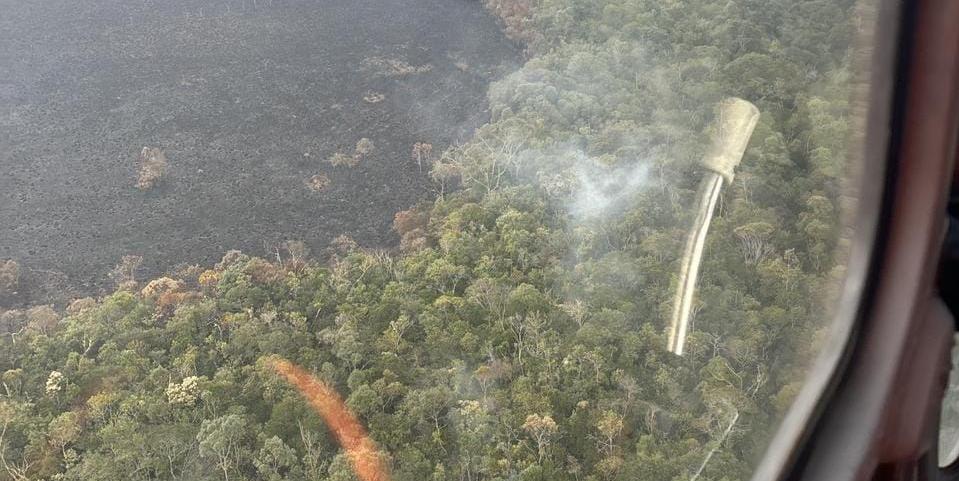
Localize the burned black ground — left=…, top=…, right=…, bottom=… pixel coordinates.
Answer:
left=0, top=0, right=521, bottom=303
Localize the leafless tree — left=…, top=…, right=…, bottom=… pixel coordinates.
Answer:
left=136, top=147, right=168, bottom=190
left=0, top=405, right=34, bottom=481
left=734, top=222, right=776, bottom=264
left=411, top=142, right=433, bottom=172
left=109, top=255, right=143, bottom=288
left=0, top=260, right=19, bottom=297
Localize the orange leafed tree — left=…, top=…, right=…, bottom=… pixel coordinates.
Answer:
left=269, top=358, right=390, bottom=481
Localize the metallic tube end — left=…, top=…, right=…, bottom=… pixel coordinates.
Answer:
left=701, top=97, right=760, bottom=184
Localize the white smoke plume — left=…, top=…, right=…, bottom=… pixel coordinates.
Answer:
left=568, top=153, right=650, bottom=220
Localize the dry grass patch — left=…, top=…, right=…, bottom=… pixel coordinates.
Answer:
left=306, top=173, right=332, bottom=192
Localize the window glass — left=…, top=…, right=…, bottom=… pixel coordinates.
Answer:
left=940, top=335, right=959, bottom=467
left=0, top=1, right=876, bottom=480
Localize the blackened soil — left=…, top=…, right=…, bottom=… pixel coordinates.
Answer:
left=0, top=0, right=521, bottom=302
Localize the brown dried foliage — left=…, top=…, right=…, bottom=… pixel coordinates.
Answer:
left=246, top=258, right=286, bottom=284
left=484, top=0, right=538, bottom=44
left=393, top=209, right=430, bottom=252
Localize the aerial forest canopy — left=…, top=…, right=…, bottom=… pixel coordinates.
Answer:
left=0, top=0, right=863, bottom=480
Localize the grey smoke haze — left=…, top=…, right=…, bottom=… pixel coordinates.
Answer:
left=568, top=153, right=651, bottom=220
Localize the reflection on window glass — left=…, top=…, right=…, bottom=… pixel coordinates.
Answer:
left=940, top=335, right=959, bottom=467
left=1, top=0, right=874, bottom=480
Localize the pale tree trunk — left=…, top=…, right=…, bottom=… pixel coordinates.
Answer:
left=690, top=410, right=740, bottom=481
